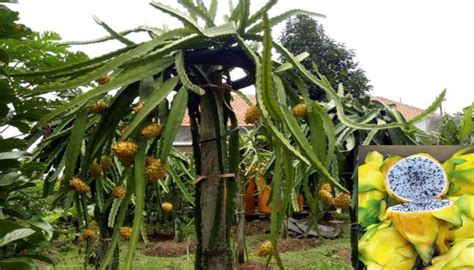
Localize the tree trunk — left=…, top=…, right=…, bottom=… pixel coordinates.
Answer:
left=197, top=91, right=230, bottom=269
left=94, top=207, right=119, bottom=270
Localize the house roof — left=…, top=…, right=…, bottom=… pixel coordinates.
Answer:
left=181, top=95, right=256, bottom=126
left=371, top=96, right=424, bottom=121
left=181, top=95, right=424, bottom=126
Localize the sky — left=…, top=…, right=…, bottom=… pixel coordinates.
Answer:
left=9, top=0, right=474, bottom=114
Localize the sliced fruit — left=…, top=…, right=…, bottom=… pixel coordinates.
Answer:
left=385, top=154, right=448, bottom=202
left=380, top=155, right=401, bottom=176
left=385, top=199, right=462, bottom=264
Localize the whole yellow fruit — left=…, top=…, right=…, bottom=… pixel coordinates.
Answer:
left=161, top=202, right=173, bottom=213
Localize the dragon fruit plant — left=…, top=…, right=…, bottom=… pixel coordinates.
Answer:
left=358, top=147, right=474, bottom=269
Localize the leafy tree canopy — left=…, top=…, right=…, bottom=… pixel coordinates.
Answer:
left=0, top=4, right=87, bottom=269
left=1, top=29, right=88, bottom=134
left=280, top=15, right=372, bottom=100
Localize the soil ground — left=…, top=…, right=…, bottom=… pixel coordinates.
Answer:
left=144, top=240, right=196, bottom=257
left=41, top=216, right=353, bottom=270
left=140, top=218, right=351, bottom=267
left=235, top=262, right=276, bottom=269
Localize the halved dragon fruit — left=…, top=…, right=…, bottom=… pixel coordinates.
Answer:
left=385, top=200, right=462, bottom=265
left=384, top=154, right=462, bottom=265
left=385, top=154, right=449, bottom=202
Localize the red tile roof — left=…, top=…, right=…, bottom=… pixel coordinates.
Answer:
left=181, top=95, right=425, bottom=125
left=181, top=95, right=256, bottom=126
left=371, top=96, right=425, bottom=121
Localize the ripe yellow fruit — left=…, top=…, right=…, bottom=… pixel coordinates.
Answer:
left=320, top=183, right=332, bottom=193
left=145, top=158, right=167, bottom=183
left=69, top=177, right=90, bottom=194
left=244, top=105, right=260, bottom=125
left=334, top=193, right=351, bottom=209
left=112, top=186, right=126, bottom=200
left=100, top=156, right=113, bottom=170
left=82, top=229, right=97, bottom=241
left=96, top=75, right=111, bottom=85
left=161, top=202, right=173, bottom=213
left=141, top=123, right=161, bottom=139
left=145, top=156, right=156, bottom=166
left=256, top=240, right=274, bottom=257
left=359, top=221, right=417, bottom=270
left=385, top=201, right=462, bottom=264
left=132, top=101, right=144, bottom=113
left=292, top=103, right=307, bottom=119
left=119, top=226, right=132, bottom=240
left=112, top=141, right=138, bottom=167
left=89, top=161, right=102, bottom=178
left=89, top=100, right=108, bottom=115
left=318, top=189, right=334, bottom=205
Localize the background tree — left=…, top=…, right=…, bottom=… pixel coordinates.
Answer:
left=0, top=3, right=87, bottom=269
left=1, top=30, right=87, bottom=135
left=280, top=15, right=372, bottom=100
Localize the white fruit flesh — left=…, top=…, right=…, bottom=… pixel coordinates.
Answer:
left=386, top=155, right=447, bottom=201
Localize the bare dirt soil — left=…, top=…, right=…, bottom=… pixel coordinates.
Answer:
left=234, top=262, right=276, bottom=270
left=245, top=219, right=271, bottom=236
left=334, top=248, right=351, bottom=265
left=144, top=240, right=196, bottom=257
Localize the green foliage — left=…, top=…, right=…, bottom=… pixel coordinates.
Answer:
left=120, top=76, right=178, bottom=140
left=0, top=30, right=88, bottom=134
left=280, top=15, right=371, bottom=100
left=157, top=87, right=188, bottom=159
left=2, top=32, right=86, bottom=75
left=0, top=5, right=30, bottom=41
left=10, top=1, right=448, bottom=269
left=438, top=103, right=474, bottom=145
left=124, top=138, right=146, bottom=270
left=177, top=0, right=215, bottom=27
left=0, top=5, right=88, bottom=269
left=93, top=16, right=134, bottom=46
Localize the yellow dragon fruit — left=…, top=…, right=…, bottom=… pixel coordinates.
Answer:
left=443, top=146, right=474, bottom=196
left=447, top=195, right=474, bottom=240
left=358, top=151, right=387, bottom=228
left=425, top=238, right=474, bottom=270
left=380, top=155, right=402, bottom=177
left=385, top=200, right=462, bottom=265
left=359, top=220, right=417, bottom=270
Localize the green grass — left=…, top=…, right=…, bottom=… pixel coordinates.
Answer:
left=43, top=222, right=352, bottom=270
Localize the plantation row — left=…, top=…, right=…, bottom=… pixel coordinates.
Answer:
left=1, top=1, right=472, bottom=270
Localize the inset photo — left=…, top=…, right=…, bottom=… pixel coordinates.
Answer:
left=357, top=145, right=474, bottom=270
